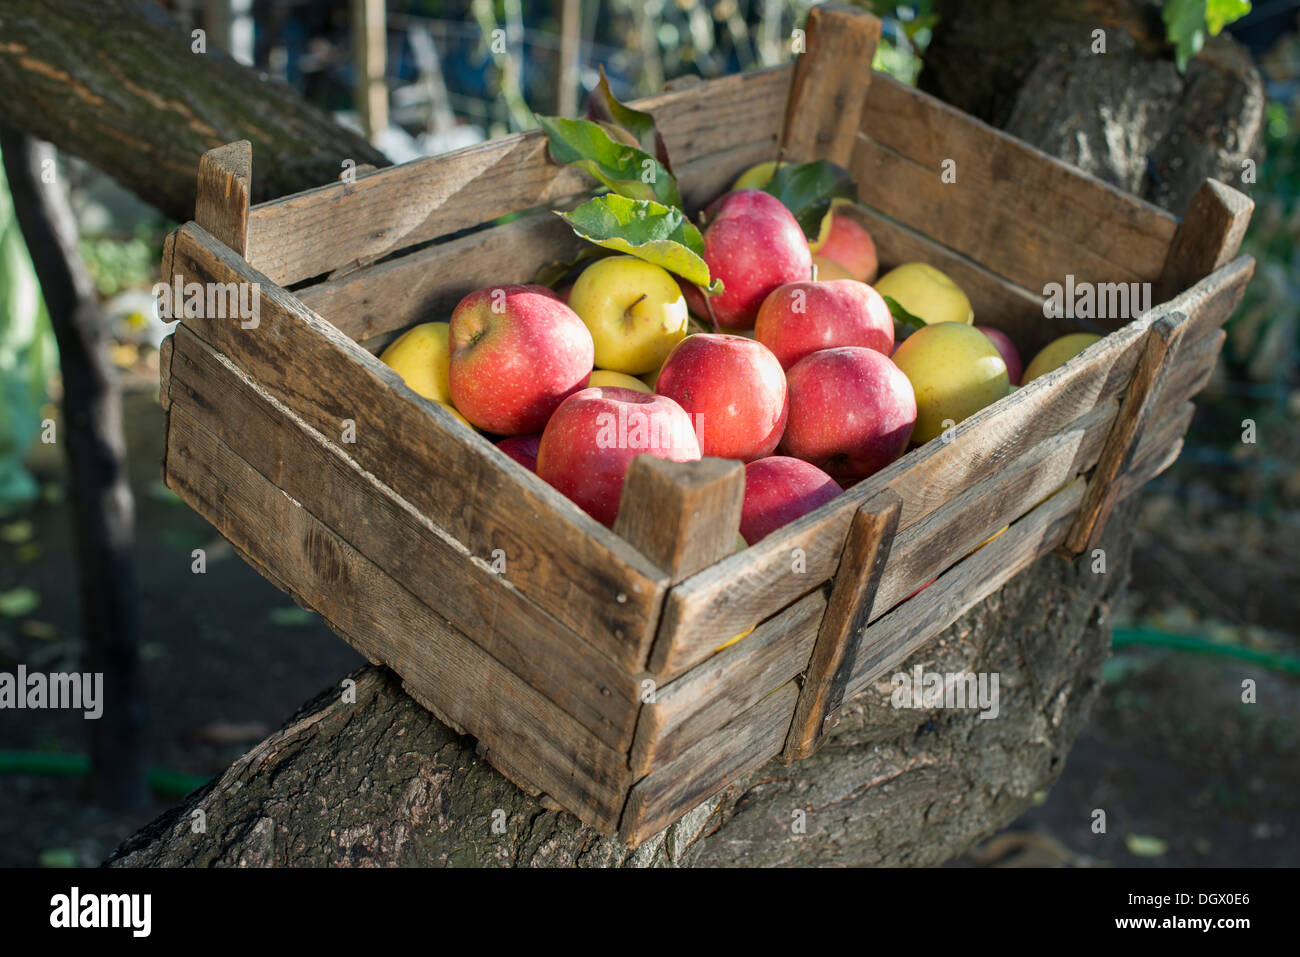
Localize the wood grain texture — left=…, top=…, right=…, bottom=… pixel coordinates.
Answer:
left=169, top=222, right=668, bottom=671
left=651, top=256, right=1254, bottom=678
left=854, top=74, right=1178, bottom=293
left=157, top=333, right=174, bottom=413
left=784, top=490, right=901, bottom=760
left=1060, top=314, right=1184, bottom=557
left=781, top=4, right=882, bottom=165
left=614, top=457, right=745, bottom=584
left=167, top=325, right=643, bottom=751
left=1156, top=179, right=1254, bottom=302
left=629, top=588, right=826, bottom=779
left=164, top=405, right=630, bottom=832
left=244, top=66, right=793, bottom=286
left=195, top=141, right=251, bottom=257
left=620, top=680, right=800, bottom=845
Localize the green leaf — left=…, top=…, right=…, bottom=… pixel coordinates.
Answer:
left=586, top=65, right=673, bottom=172
left=558, top=195, right=720, bottom=293
left=1205, top=0, right=1251, bottom=34
left=760, top=160, right=857, bottom=240
left=1125, top=834, right=1169, bottom=858
left=0, top=586, right=39, bottom=618
left=883, top=295, right=926, bottom=341
left=1164, top=0, right=1208, bottom=73
left=536, top=116, right=680, bottom=208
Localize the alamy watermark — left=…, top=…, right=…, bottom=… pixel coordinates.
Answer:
left=154, top=275, right=261, bottom=329
left=891, top=667, right=1000, bottom=719
left=1043, top=276, right=1151, bottom=321
left=0, top=666, right=102, bottom=719
left=595, top=407, right=705, bottom=450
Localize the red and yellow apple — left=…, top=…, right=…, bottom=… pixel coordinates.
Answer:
left=891, top=321, right=1009, bottom=444
left=740, top=456, right=841, bottom=544
left=754, top=279, right=893, bottom=370
left=811, top=212, right=878, bottom=283
left=655, top=333, right=788, bottom=462
left=976, top=325, right=1023, bottom=386
left=448, top=284, right=594, bottom=435
left=537, top=387, right=701, bottom=526
left=700, top=190, right=812, bottom=329
left=496, top=433, right=541, bottom=472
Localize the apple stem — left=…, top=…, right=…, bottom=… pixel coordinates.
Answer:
left=626, top=293, right=647, bottom=313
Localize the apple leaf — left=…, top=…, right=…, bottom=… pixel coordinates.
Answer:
left=1205, top=0, right=1251, bottom=35
left=558, top=194, right=721, bottom=293
left=1163, top=0, right=1207, bottom=73
left=760, top=160, right=857, bottom=240
left=586, top=65, right=673, bottom=172
left=536, top=115, right=681, bottom=208
left=883, top=295, right=926, bottom=341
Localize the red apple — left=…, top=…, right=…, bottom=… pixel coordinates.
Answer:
left=976, top=325, right=1023, bottom=386
left=537, top=387, right=701, bottom=526
left=754, top=279, right=893, bottom=370
left=448, top=284, right=593, bottom=435
left=701, top=190, right=812, bottom=329
left=496, top=433, right=541, bottom=472
left=740, top=456, right=841, bottom=544
left=655, top=333, right=787, bottom=461
left=813, top=213, right=878, bottom=283
left=780, top=346, right=916, bottom=483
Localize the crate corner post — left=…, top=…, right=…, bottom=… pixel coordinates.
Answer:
left=195, top=139, right=253, bottom=258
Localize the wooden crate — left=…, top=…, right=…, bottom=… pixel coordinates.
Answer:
left=158, top=6, right=1254, bottom=845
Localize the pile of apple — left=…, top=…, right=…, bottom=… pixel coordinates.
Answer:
left=381, top=170, right=1099, bottom=546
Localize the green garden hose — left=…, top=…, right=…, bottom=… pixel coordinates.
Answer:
left=1111, top=627, right=1300, bottom=676
left=0, top=751, right=209, bottom=797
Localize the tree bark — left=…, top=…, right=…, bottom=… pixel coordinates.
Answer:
left=919, top=0, right=1266, bottom=216
left=0, top=0, right=389, bottom=223
left=109, top=499, right=1138, bottom=866
left=1, top=129, right=146, bottom=811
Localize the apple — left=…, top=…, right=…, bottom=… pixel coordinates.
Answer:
left=568, top=255, right=690, bottom=374
left=496, top=433, right=541, bottom=472
left=810, top=212, right=878, bottom=283
left=976, top=325, right=1023, bottom=386
left=1021, top=333, right=1102, bottom=384
left=537, top=387, right=701, bottom=526
left=448, top=284, right=593, bottom=435
left=873, top=262, right=973, bottom=325
left=589, top=369, right=652, bottom=393
left=655, top=333, right=787, bottom=461
left=812, top=255, right=855, bottom=281
left=780, top=346, right=916, bottom=483
left=379, top=322, right=452, bottom=403
left=730, top=160, right=779, bottom=190
left=740, top=456, right=842, bottom=544
left=891, top=322, right=1009, bottom=445
left=754, top=279, right=893, bottom=370
left=701, top=190, right=812, bottom=329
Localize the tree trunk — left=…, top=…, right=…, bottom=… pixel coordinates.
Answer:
left=0, top=0, right=389, bottom=223
left=1, top=130, right=146, bottom=811
left=109, top=499, right=1138, bottom=866
left=919, top=0, right=1266, bottom=216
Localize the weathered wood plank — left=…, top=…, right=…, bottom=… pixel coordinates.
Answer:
left=854, top=74, right=1178, bottom=293
left=614, top=457, right=746, bottom=584
left=1060, top=314, right=1184, bottom=556
left=784, top=490, right=900, bottom=760
left=1156, top=179, right=1254, bottom=302
left=781, top=4, right=881, bottom=166
left=157, top=332, right=174, bottom=413
left=245, top=66, right=793, bottom=286
left=170, top=222, right=668, bottom=671
left=164, top=405, right=629, bottom=832
left=195, top=141, right=251, bottom=257
left=167, top=324, right=643, bottom=751
left=630, top=588, right=826, bottom=779
left=651, top=256, right=1254, bottom=678
left=620, top=680, right=799, bottom=845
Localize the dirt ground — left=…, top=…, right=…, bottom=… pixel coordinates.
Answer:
left=0, top=370, right=1295, bottom=868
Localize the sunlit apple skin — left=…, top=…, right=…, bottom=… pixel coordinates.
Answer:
left=568, top=256, right=689, bottom=374
left=812, top=255, right=855, bottom=281
left=496, top=433, right=541, bottom=472
left=701, top=190, right=812, bottom=329
left=379, top=321, right=452, bottom=403
left=892, top=322, right=1009, bottom=444
left=655, top=333, right=788, bottom=462
left=754, top=279, right=894, bottom=371
left=780, top=346, right=916, bottom=483
left=811, top=213, right=878, bottom=283
left=448, top=284, right=593, bottom=435
left=537, top=387, right=701, bottom=526
left=1021, top=333, right=1102, bottom=384
left=588, top=369, right=652, bottom=393
left=740, top=456, right=841, bottom=544
left=976, top=325, right=1023, bottom=386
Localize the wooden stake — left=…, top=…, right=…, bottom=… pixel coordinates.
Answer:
left=195, top=140, right=251, bottom=258
left=1156, top=179, right=1254, bottom=303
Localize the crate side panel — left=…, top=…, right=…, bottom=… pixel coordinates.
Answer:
left=170, top=223, right=668, bottom=671
left=168, top=325, right=643, bottom=751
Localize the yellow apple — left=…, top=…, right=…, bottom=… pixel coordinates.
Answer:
left=588, top=369, right=652, bottom=393
left=874, top=263, right=973, bottom=325
left=436, top=402, right=472, bottom=428
left=891, top=322, right=1010, bottom=444
left=379, top=322, right=451, bottom=402
left=1021, top=333, right=1102, bottom=384
left=731, top=160, right=779, bottom=190
left=812, top=255, right=856, bottom=281
left=568, top=256, right=690, bottom=375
